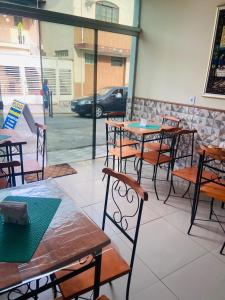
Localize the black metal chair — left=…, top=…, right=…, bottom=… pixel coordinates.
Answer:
left=163, top=129, right=206, bottom=204
left=54, top=167, right=148, bottom=300
left=14, top=123, right=46, bottom=182
left=136, top=127, right=179, bottom=200
left=21, top=123, right=77, bottom=183
left=187, top=145, right=225, bottom=254
left=105, top=120, right=140, bottom=173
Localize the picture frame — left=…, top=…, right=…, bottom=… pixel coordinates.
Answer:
left=204, top=5, right=225, bottom=98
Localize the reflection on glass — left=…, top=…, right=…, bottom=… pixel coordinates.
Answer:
left=40, top=22, right=95, bottom=163
left=0, top=14, right=41, bottom=108
left=96, top=31, right=132, bottom=155
left=42, top=0, right=136, bottom=27
left=0, top=13, right=44, bottom=158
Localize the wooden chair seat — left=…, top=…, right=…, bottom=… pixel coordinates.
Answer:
left=136, top=151, right=172, bottom=165
left=172, top=166, right=217, bottom=184
left=109, top=146, right=140, bottom=159
left=0, top=177, right=8, bottom=189
left=145, top=142, right=170, bottom=152
left=200, top=181, right=225, bottom=202
left=55, top=245, right=130, bottom=300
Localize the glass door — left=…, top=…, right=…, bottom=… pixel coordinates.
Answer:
left=96, top=31, right=133, bottom=157
left=40, top=22, right=95, bottom=164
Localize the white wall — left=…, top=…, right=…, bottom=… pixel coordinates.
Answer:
left=135, top=0, right=225, bottom=110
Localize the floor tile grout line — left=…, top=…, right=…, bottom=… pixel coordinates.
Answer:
left=162, top=211, right=225, bottom=254
left=160, top=251, right=213, bottom=281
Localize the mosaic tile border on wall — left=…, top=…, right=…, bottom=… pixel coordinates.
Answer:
left=127, top=97, right=225, bottom=166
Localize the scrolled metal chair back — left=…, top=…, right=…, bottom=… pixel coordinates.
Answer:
left=102, top=168, right=148, bottom=268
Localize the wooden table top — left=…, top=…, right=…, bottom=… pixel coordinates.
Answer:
left=0, top=129, right=27, bottom=146
left=0, top=180, right=110, bottom=293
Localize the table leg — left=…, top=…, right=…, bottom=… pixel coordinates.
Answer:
left=93, top=251, right=102, bottom=299
left=137, top=135, right=145, bottom=184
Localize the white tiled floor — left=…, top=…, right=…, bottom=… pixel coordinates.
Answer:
left=2, top=158, right=225, bottom=300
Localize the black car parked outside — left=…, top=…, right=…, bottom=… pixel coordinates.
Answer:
left=71, top=86, right=127, bottom=118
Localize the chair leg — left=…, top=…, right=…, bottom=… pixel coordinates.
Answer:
left=152, top=166, right=156, bottom=181
left=164, top=174, right=173, bottom=204
left=123, top=159, right=127, bottom=174
left=50, top=274, right=57, bottom=299
left=222, top=202, right=225, bottom=209
left=166, top=162, right=170, bottom=181
left=188, top=196, right=199, bottom=235
left=182, top=182, right=191, bottom=198
left=220, top=242, right=225, bottom=255
left=153, top=165, right=159, bottom=200
left=126, top=273, right=132, bottom=300
left=209, top=198, right=214, bottom=220
left=112, top=155, right=115, bottom=171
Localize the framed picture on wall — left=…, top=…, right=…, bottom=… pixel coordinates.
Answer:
left=204, top=6, right=225, bottom=98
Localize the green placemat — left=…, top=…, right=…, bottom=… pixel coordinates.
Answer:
left=128, top=122, right=160, bottom=130
left=0, top=196, right=61, bottom=263
left=0, top=134, right=10, bottom=141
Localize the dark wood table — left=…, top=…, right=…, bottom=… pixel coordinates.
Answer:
left=0, top=179, right=110, bottom=299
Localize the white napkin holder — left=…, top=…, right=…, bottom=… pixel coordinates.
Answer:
left=0, top=201, right=29, bottom=225
left=140, top=118, right=147, bottom=127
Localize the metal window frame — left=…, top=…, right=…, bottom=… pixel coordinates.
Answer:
left=0, top=0, right=141, bottom=160
left=0, top=2, right=140, bottom=36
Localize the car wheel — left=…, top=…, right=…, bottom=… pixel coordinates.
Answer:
left=96, top=105, right=103, bottom=118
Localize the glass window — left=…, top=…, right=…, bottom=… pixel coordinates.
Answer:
left=55, top=50, right=69, bottom=57
left=96, top=1, right=119, bottom=23
left=85, top=53, right=94, bottom=64
left=111, top=57, right=124, bottom=66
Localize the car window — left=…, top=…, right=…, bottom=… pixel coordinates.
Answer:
left=112, top=89, right=123, bottom=96
left=97, top=87, right=112, bottom=96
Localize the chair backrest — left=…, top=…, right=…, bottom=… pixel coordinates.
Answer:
left=102, top=168, right=148, bottom=270
left=194, top=145, right=225, bottom=202
left=35, top=123, right=47, bottom=171
left=161, top=115, right=181, bottom=127
left=155, top=127, right=181, bottom=163
left=0, top=160, right=20, bottom=187
left=174, top=129, right=197, bottom=167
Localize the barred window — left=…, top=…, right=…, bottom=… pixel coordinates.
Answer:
left=55, top=50, right=69, bottom=57
left=59, top=69, right=72, bottom=95
left=0, top=66, right=22, bottom=95
left=25, top=67, right=42, bottom=95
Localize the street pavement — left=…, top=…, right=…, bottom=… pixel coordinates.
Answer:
left=46, top=113, right=106, bottom=164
